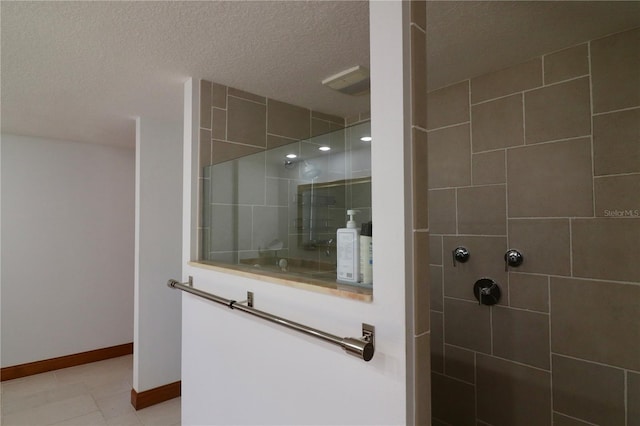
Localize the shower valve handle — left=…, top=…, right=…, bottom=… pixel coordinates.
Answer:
left=452, top=247, right=470, bottom=266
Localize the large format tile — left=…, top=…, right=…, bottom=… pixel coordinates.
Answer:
left=211, top=82, right=226, bottom=108
left=471, top=94, right=523, bottom=152
left=472, top=150, right=505, bottom=185
left=2, top=394, right=98, bottom=426
left=492, top=306, right=550, bottom=369
left=552, top=355, right=625, bottom=426
left=427, top=81, right=469, bottom=130
left=591, top=27, right=640, bottom=113
left=427, top=123, right=471, bottom=189
left=593, top=108, right=640, bottom=175
left=444, top=344, right=475, bottom=383
left=594, top=174, right=640, bottom=217
left=430, top=265, right=443, bottom=312
left=572, top=218, right=640, bottom=283
left=471, top=58, right=542, bottom=104
left=457, top=185, right=506, bottom=235
left=135, top=397, right=181, bottom=426
left=411, top=25, right=427, bottom=129
left=476, top=354, right=551, bottom=426
left=507, top=137, right=593, bottom=218
left=429, top=235, right=443, bottom=265
left=414, top=333, right=431, bottom=426
left=543, top=44, right=589, bottom=84
left=524, top=77, right=591, bottom=144
left=414, top=231, right=430, bottom=334
left=553, top=412, right=593, bottom=426
left=428, top=189, right=456, bottom=234
left=508, top=219, right=570, bottom=276
left=199, top=80, right=211, bottom=129
left=267, top=99, right=310, bottom=141
left=551, top=277, right=640, bottom=371
left=629, top=371, right=640, bottom=426
left=226, top=96, right=266, bottom=147
left=444, top=298, right=491, bottom=353
left=508, top=272, right=549, bottom=312
left=431, top=373, right=476, bottom=426
left=431, top=311, right=444, bottom=373
left=413, top=128, right=429, bottom=229
left=211, top=140, right=262, bottom=165
left=443, top=236, right=508, bottom=302
left=52, top=411, right=106, bottom=426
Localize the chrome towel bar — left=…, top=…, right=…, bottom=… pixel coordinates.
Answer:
left=167, top=277, right=375, bottom=362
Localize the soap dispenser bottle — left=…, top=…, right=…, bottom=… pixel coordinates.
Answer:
left=336, top=210, right=360, bottom=284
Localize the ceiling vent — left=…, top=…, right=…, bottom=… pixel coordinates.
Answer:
left=322, top=65, right=370, bottom=96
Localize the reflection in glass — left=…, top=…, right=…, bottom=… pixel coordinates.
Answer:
left=200, top=121, right=371, bottom=286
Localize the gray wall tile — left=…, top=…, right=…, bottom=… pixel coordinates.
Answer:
left=572, top=218, right=640, bottom=283
left=471, top=58, right=542, bottom=104
left=544, top=44, right=589, bottom=84
left=428, top=124, right=471, bottom=188
left=524, top=77, right=591, bottom=144
left=472, top=94, right=524, bottom=152
left=593, top=108, right=640, bottom=175
left=552, top=355, right=625, bottom=426
left=591, top=28, right=640, bottom=113
left=476, top=354, right=551, bottom=426
left=507, top=138, right=593, bottom=218
left=492, top=306, right=550, bottom=369
left=551, top=277, right=640, bottom=370
left=427, top=81, right=469, bottom=130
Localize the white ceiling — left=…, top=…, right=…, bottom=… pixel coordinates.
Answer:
left=2, top=1, right=639, bottom=148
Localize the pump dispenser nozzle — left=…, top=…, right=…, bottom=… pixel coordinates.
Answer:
left=346, top=209, right=359, bottom=229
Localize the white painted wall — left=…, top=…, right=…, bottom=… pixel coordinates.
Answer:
left=133, top=117, right=183, bottom=392
left=180, top=3, right=412, bottom=424
left=1, top=134, right=135, bottom=367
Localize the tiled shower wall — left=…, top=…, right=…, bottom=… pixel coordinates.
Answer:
left=198, top=80, right=345, bottom=259
left=427, top=28, right=639, bottom=425
left=410, top=1, right=431, bottom=424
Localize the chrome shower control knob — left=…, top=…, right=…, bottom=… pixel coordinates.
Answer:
left=452, top=246, right=470, bottom=266
left=473, top=278, right=501, bottom=306
left=504, top=249, right=524, bottom=270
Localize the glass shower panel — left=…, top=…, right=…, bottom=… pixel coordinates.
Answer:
left=200, top=121, right=372, bottom=287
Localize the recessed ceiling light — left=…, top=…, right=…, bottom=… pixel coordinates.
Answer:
left=319, top=146, right=331, bottom=152
left=285, top=153, right=297, bottom=159
left=360, top=136, right=372, bottom=142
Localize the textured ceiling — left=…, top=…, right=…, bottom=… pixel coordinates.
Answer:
left=1, top=1, right=639, bottom=148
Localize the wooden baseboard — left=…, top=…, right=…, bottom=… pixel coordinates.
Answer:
left=1, top=342, right=134, bottom=381
left=131, top=381, right=181, bottom=410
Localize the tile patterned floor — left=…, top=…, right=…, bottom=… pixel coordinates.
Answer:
left=0, top=355, right=180, bottom=426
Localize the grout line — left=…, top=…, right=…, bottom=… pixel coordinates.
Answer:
left=432, top=182, right=507, bottom=191
left=594, top=172, right=640, bottom=179
left=469, top=74, right=590, bottom=108
left=474, top=351, right=479, bottom=421
left=431, top=370, right=476, bottom=388
left=411, top=124, right=428, bottom=133
left=541, top=54, right=545, bottom=86
left=548, top=275, right=554, bottom=423
left=443, top=295, right=550, bottom=315
left=425, top=121, right=470, bottom=133
left=468, top=79, right=474, bottom=185
left=625, top=369, right=629, bottom=426
left=454, top=188, right=459, bottom=235
left=588, top=41, right=597, bottom=220
left=592, top=105, right=640, bottom=116
left=569, top=219, right=574, bottom=277
left=553, top=411, right=599, bottom=426
left=552, top=352, right=630, bottom=371
left=410, top=21, right=426, bottom=34
left=227, top=93, right=266, bottom=106
left=521, top=92, right=527, bottom=145
left=471, top=90, right=525, bottom=107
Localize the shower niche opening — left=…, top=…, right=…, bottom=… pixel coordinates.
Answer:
left=200, top=121, right=372, bottom=295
